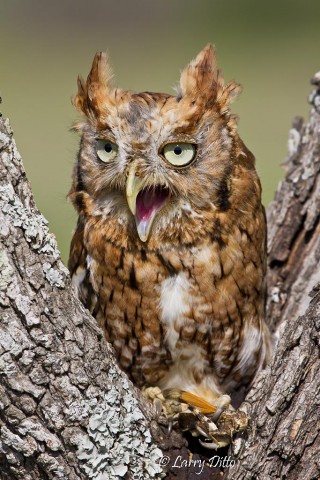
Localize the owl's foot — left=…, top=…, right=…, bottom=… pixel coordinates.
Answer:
left=183, top=406, right=248, bottom=449
left=142, top=386, right=170, bottom=417
left=143, top=387, right=248, bottom=449
left=165, top=389, right=248, bottom=449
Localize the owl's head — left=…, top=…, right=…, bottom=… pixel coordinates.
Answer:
left=70, top=45, right=256, bottom=248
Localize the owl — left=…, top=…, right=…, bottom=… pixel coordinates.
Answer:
left=68, top=45, right=271, bottom=446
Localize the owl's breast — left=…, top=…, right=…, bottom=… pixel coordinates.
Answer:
left=85, top=242, right=205, bottom=386
left=84, top=230, right=267, bottom=390
left=86, top=243, right=179, bottom=386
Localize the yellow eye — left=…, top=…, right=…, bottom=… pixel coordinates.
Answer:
left=162, top=143, right=196, bottom=167
left=96, top=140, right=118, bottom=163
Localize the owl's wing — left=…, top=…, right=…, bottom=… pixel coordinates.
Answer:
left=68, top=218, right=98, bottom=314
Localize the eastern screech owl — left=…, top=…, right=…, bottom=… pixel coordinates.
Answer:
left=68, top=45, right=271, bottom=423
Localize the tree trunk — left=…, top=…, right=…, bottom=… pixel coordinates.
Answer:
left=224, top=71, right=320, bottom=480
left=0, top=71, right=319, bottom=480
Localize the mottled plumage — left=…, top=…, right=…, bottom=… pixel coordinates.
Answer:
left=68, top=45, right=271, bottom=413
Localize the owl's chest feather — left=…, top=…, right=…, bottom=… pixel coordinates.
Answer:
left=82, top=233, right=264, bottom=388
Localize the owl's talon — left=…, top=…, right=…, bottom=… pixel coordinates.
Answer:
left=194, top=407, right=249, bottom=449
left=198, top=438, right=222, bottom=450
left=144, top=387, right=248, bottom=448
left=154, top=398, right=163, bottom=418
left=184, top=403, right=249, bottom=449
left=195, top=425, right=211, bottom=438
left=142, top=386, right=165, bottom=402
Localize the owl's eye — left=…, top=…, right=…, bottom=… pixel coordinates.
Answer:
left=96, top=140, right=118, bottom=163
left=162, top=143, right=196, bottom=167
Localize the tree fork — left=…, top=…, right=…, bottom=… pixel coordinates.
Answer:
left=0, top=72, right=319, bottom=479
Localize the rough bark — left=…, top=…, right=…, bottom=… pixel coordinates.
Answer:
left=0, top=117, right=169, bottom=479
left=266, top=74, right=320, bottom=332
left=0, top=71, right=319, bottom=480
left=224, top=72, right=320, bottom=480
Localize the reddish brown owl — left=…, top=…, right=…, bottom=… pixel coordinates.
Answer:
left=68, top=45, right=271, bottom=446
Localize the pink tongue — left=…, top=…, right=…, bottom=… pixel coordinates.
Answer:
left=136, top=187, right=169, bottom=222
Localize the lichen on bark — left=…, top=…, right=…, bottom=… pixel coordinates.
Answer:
left=0, top=116, right=164, bottom=480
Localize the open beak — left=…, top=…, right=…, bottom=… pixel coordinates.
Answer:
left=126, top=164, right=144, bottom=217
left=126, top=163, right=170, bottom=242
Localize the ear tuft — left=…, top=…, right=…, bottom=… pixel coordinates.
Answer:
left=73, top=75, right=87, bottom=112
left=178, top=44, right=242, bottom=113
left=179, top=44, right=218, bottom=98
left=72, top=51, right=114, bottom=115
left=86, top=52, right=113, bottom=101
left=217, top=81, right=242, bottom=113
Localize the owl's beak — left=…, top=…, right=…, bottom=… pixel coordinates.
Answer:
left=126, top=165, right=144, bottom=217
left=126, top=163, right=169, bottom=242
left=126, top=164, right=149, bottom=242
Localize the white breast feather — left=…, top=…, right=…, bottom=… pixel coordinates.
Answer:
left=158, top=272, right=191, bottom=355
left=236, top=320, right=262, bottom=377
left=71, top=266, right=86, bottom=293
left=158, top=272, right=223, bottom=397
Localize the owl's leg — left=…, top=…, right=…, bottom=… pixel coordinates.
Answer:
left=143, top=387, right=248, bottom=449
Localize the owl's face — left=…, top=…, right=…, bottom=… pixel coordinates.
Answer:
left=70, top=45, right=244, bottom=247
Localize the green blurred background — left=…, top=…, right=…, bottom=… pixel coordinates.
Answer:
left=1, top=0, right=319, bottom=263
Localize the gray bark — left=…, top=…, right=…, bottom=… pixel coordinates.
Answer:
left=224, top=72, right=320, bottom=480
left=0, top=71, right=319, bottom=480
left=0, top=117, right=168, bottom=479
